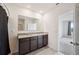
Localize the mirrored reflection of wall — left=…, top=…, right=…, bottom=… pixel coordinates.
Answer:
left=18, top=16, right=25, bottom=31
left=18, top=15, right=38, bottom=32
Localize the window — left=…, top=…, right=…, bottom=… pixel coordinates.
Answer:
left=62, top=21, right=73, bottom=37
left=68, top=22, right=73, bottom=36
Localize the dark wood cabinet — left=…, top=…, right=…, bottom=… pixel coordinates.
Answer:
left=43, top=35, right=48, bottom=46
left=37, top=35, right=43, bottom=48
left=30, top=36, right=37, bottom=51
left=19, top=38, right=30, bottom=54
left=18, top=34, right=48, bottom=55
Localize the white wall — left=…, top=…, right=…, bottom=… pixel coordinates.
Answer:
left=43, top=4, right=75, bottom=51
left=1, top=4, right=43, bottom=54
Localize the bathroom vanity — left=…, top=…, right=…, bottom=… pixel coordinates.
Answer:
left=18, top=32, right=48, bottom=55
left=17, top=15, right=48, bottom=55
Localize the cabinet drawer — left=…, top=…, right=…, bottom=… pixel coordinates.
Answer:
left=19, top=38, right=29, bottom=43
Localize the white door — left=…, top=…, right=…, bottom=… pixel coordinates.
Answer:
left=58, top=11, right=75, bottom=55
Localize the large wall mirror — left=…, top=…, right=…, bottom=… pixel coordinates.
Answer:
left=18, top=15, right=38, bottom=32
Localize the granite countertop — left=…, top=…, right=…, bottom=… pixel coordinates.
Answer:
left=18, top=32, right=48, bottom=39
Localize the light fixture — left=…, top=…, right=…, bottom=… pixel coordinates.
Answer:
left=56, top=3, right=60, bottom=5
left=27, top=5, right=31, bottom=8
left=39, top=10, right=43, bottom=14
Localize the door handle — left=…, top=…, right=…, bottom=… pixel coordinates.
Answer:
left=70, top=42, right=75, bottom=45
left=75, top=42, right=79, bottom=46
left=70, top=42, right=79, bottom=46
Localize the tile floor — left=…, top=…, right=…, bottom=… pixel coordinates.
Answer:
left=27, top=46, right=63, bottom=55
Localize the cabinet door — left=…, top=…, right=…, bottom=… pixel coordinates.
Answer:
left=19, top=38, right=30, bottom=54
left=30, top=36, right=37, bottom=51
left=37, top=35, right=43, bottom=48
left=43, top=35, right=48, bottom=46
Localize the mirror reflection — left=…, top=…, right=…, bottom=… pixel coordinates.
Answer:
left=18, top=15, right=38, bottom=32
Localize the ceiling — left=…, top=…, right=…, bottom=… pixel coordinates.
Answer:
left=5, top=3, right=74, bottom=14
left=6, top=3, right=60, bottom=14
